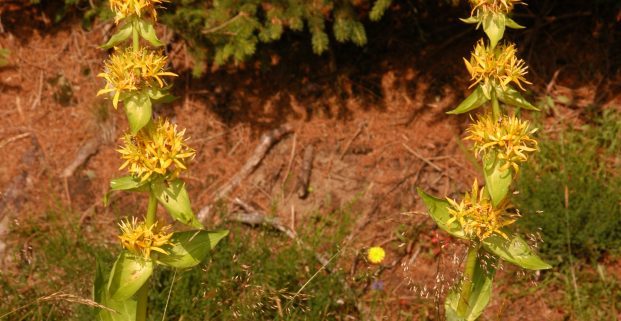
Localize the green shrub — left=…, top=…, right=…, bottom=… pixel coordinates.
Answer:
left=515, top=109, right=621, bottom=265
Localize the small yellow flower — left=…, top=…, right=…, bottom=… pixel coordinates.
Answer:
left=465, top=113, right=537, bottom=173
left=446, top=179, right=517, bottom=240
left=464, top=40, right=531, bottom=94
left=109, top=0, right=166, bottom=24
left=367, top=246, right=386, bottom=264
left=118, top=118, right=196, bottom=182
left=469, top=0, right=523, bottom=15
left=97, top=47, right=177, bottom=109
left=118, top=217, right=173, bottom=258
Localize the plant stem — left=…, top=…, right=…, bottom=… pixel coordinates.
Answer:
left=146, top=192, right=157, bottom=226
left=457, top=242, right=480, bottom=317
left=132, top=19, right=139, bottom=53
left=136, top=193, right=158, bottom=321
left=491, top=89, right=500, bottom=122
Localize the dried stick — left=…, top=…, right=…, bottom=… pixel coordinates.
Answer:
left=60, top=137, right=101, bottom=178
left=339, top=122, right=366, bottom=160
left=197, top=124, right=293, bottom=222
left=229, top=198, right=331, bottom=268
left=297, top=145, right=314, bottom=199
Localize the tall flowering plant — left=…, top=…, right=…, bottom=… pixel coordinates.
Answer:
left=93, top=1, right=227, bottom=320
left=417, top=1, right=551, bottom=320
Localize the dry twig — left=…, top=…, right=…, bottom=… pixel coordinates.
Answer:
left=60, top=137, right=101, bottom=178
left=297, top=145, right=314, bottom=199
left=197, top=124, right=293, bottom=222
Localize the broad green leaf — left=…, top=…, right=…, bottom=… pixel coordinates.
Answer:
left=447, top=86, right=489, bottom=115
left=98, top=293, right=137, bottom=321
left=107, top=252, right=153, bottom=301
left=138, top=20, right=163, bottom=47
left=482, top=13, right=505, bottom=49
left=445, top=256, right=496, bottom=321
left=109, top=175, right=149, bottom=192
left=497, top=86, right=540, bottom=111
left=505, top=17, right=525, bottom=29
left=483, top=154, right=512, bottom=207
left=417, top=188, right=467, bottom=239
left=483, top=232, right=552, bottom=270
left=147, top=87, right=177, bottom=104
left=151, top=179, right=203, bottom=228
left=157, top=229, right=229, bottom=268
left=95, top=258, right=138, bottom=321
left=123, top=92, right=152, bottom=134
left=102, top=23, right=133, bottom=49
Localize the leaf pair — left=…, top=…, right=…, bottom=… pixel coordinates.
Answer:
left=94, top=230, right=228, bottom=320
left=447, top=86, right=538, bottom=115
left=462, top=13, right=524, bottom=49
left=445, top=256, right=496, bottom=321
left=110, top=176, right=203, bottom=228
left=102, top=19, right=163, bottom=49
left=417, top=189, right=551, bottom=270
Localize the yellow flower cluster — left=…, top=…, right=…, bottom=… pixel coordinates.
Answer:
left=447, top=180, right=517, bottom=240
left=118, top=217, right=173, bottom=258
left=465, top=113, right=537, bottom=173
left=118, top=119, right=196, bottom=182
left=97, top=47, right=177, bottom=108
left=469, top=0, right=523, bottom=15
left=464, top=40, right=530, bottom=93
left=109, top=0, right=166, bottom=24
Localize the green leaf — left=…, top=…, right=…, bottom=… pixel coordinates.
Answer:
left=497, top=86, right=540, bottom=111
left=137, top=19, right=163, bottom=47
left=505, top=17, right=525, bottom=29
left=95, top=258, right=138, bottom=321
left=109, top=175, right=149, bottom=192
left=107, top=252, right=153, bottom=301
left=482, top=13, right=505, bottom=49
left=98, top=294, right=137, bottom=321
left=94, top=258, right=106, bottom=306
left=151, top=179, right=203, bottom=228
left=417, top=188, right=467, bottom=239
left=459, top=16, right=480, bottom=24
left=102, top=23, right=133, bottom=49
left=483, top=154, right=512, bottom=207
left=147, top=87, right=177, bottom=104
left=447, top=86, right=489, bottom=115
left=123, top=91, right=152, bottom=134
left=157, top=230, right=229, bottom=268
left=483, top=232, right=552, bottom=270
left=445, top=256, right=496, bottom=321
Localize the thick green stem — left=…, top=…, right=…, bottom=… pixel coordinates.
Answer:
left=146, top=192, right=157, bottom=226
left=136, top=193, right=158, bottom=321
left=457, top=242, right=480, bottom=317
left=491, top=89, right=500, bottom=122
left=132, top=19, right=140, bottom=53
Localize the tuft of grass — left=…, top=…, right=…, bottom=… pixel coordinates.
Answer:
left=0, top=207, right=115, bottom=320
left=515, top=109, right=621, bottom=265
left=1, top=198, right=359, bottom=320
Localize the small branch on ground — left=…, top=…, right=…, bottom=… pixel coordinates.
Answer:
left=60, top=137, right=101, bottom=178
left=197, top=124, right=293, bottom=222
left=229, top=197, right=331, bottom=268
left=297, top=145, right=314, bottom=199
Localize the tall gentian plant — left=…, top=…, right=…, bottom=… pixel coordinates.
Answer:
left=417, top=1, right=551, bottom=320
left=94, top=1, right=228, bottom=320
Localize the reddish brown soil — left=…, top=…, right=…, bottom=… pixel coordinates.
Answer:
left=1, top=9, right=620, bottom=320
